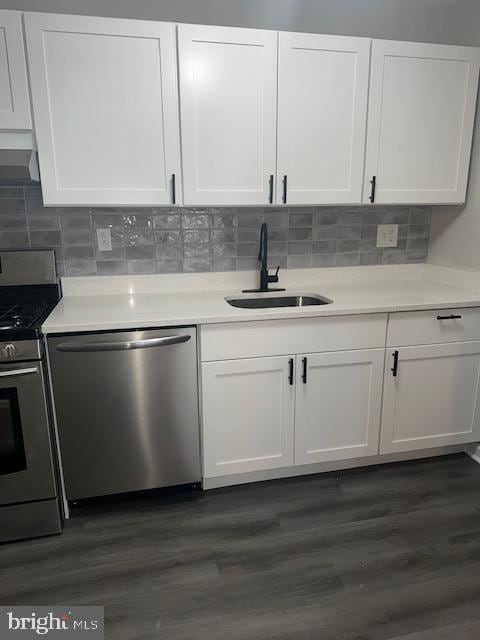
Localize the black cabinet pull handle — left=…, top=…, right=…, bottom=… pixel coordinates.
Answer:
left=391, top=351, right=399, bottom=377
left=302, top=357, right=307, bottom=384
left=282, top=175, right=288, bottom=204
left=369, top=175, right=376, bottom=203
left=437, top=314, right=462, bottom=320
left=288, top=358, right=294, bottom=385
left=171, top=173, right=176, bottom=205
left=268, top=175, right=274, bottom=204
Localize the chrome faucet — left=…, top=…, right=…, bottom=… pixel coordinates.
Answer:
left=243, top=222, right=285, bottom=293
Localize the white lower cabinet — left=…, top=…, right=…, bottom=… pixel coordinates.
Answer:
left=201, top=313, right=480, bottom=484
left=381, top=342, right=480, bottom=453
left=294, top=349, right=384, bottom=464
left=201, top=356, right=295, bottom=477
left=201, top=348, right=384, bottom=478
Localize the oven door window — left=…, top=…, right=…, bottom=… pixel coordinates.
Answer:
left=0, top=388, right=27, bottom=475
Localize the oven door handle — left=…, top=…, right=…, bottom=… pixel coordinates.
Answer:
left=55, top=335, right=191, bottom=353
left=0, top=367, right=38, bottom=378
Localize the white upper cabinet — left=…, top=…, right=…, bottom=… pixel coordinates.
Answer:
left=21, top=13, right=480, bottom=207
left=178, top=24, right=277, bottom=206
left=0, top=10, right=31, bottom=130
left=277, top=33, right=370, bottom=205
left=24, top=13, right=181, bottom=206
left=364, top=40, right=480, bottom=205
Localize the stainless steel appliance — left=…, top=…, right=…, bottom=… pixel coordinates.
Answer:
left=48, top=327, right=201, bottom=500
left=0, top=250, right=62, bottom=543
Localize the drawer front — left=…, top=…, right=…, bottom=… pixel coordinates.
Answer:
left=387, top=307, right=480, bottom=347
left=200, top=314, right=387, bottom=362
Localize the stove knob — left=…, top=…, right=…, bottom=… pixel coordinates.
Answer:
left=1, top=344, right=17, bottom=360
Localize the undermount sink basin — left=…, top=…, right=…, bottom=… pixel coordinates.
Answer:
left=225, top=293, right=333, bottom=309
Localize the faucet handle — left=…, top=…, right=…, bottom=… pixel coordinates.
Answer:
left=268, top=266, right=280, bottom=284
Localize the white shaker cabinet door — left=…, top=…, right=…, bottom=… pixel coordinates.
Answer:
left=381, top=342, right=480, bottom=454
left=364, top=39, right=480, bottom=204
left=202, top=356, right=295, bottom=478
left=0, top=10, right=31, bottom=130
left=294, top=349, right=384, bottom=465
left=24, top=13, right=181, bottom=206
left=277, top=32, right=370, bottom=205
left=178, top=24, right=278, bottom=206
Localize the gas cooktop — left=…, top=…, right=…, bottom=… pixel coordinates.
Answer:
left=0, top=251, right=61, bottom=342
left=0, top=294, right=60, bottom=341
left=0, top=300, right=51, bottom=331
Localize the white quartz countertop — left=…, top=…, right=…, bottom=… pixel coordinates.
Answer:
left=42, top=276, right=480, bottom=334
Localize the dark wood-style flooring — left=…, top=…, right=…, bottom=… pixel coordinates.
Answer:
left=2, top=454, right=480, bottom=639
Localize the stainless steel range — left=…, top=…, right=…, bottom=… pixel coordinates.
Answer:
left=0, top=250, right=62, bottom=543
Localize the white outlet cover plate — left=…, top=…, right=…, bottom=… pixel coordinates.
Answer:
left=377, top=224, right=398, bottom=248
left=96, top=228, right=112, bottom=252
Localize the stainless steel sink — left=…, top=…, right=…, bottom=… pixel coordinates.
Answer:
left=225, top=293, right=332, bottom=309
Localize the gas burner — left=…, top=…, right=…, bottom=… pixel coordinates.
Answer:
left=0, top=323, right=17, bottom=331
left=0, top=315, right=24, bottom=329
left=0, top=301, right=50, bottom=334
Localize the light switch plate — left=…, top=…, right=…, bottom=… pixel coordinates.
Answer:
left=377, top=224, right=398, bottom=248
left=96, top=228, right=112, bottom=252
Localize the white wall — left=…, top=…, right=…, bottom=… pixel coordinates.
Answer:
left=428, top=2, right=480, bottom=272
left=1, top=0, right=480, bottom=46
left=429, top=111, right=480, bottom=271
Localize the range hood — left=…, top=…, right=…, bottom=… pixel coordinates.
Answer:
left=0, top=132, right=39, bottom=183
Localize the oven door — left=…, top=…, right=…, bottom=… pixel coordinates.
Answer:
left=0, top=361, right=56, bottom=505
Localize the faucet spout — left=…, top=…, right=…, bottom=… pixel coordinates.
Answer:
left=258, top=222, right=267, bottom=262
left=258, top=223, right=269, bottom=290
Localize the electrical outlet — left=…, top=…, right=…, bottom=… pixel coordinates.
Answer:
left=376, top=224, right=398, bottom=248
left=96, top=228, right=112, bottom=252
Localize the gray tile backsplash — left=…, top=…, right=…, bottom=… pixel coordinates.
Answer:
left=0, top=185, right=432, bottom=277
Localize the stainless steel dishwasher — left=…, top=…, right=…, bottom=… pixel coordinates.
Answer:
left=48, top=327, right=201, bottom=500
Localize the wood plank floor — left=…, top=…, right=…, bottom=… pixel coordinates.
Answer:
left=2, top=453, right=480, bottom=639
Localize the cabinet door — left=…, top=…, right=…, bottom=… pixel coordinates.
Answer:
left=202, top=356, right=295, bottom=477
left=0, top=10, right=31, bottom=130
left=294, top=349, right=384, bottom=465
left=24, top=13, right=181, bottom=206
left=364, top=40, right=480, bottom=204
left=277, top=33, right=370, bottom=205
left=178, top=24, right=277, bottom=206
left=381, top=342, right=480, bottom=454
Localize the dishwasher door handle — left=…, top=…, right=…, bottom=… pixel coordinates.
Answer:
left=55, top=334, right=191, bottom=353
